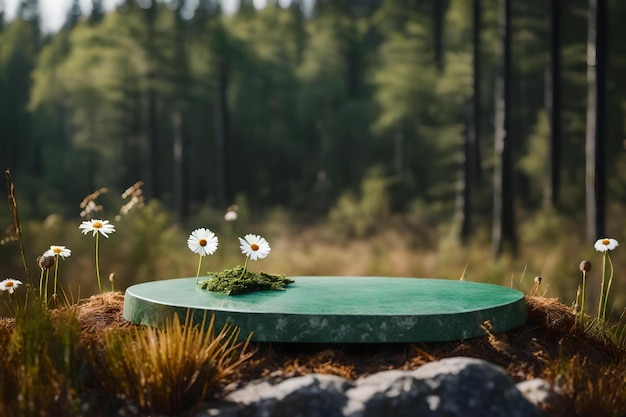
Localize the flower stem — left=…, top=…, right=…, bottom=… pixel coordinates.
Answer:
left=44, top=270, right=49, bottom=305
left=239, top=256, right=250, bottom=279
left=601, top=252, right=615, bottom=322
left=598, top=252, right=607, bottom=322
left=39, top=268, right=44, bottom=301
left=95, top=233, right=102, bottom=293
left=196, top=255, right=203, bottom=285
left=53, top=254, right=59, bottom=297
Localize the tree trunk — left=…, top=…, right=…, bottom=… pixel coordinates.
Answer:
left=545, top=0, right=561, bottom=208
left=173, top=110, right=188, bottom=220
left=146, top=86, right=159, bottom=199
left=492, top=0, right=516, bottom=258
left=433, top=0, right=445, bottom=72
left=144, top=1, right=159, bottom=200
left=172, top=1, right=190, bottom=220
left=217, top=58, right=232, bottom=207
left=471, top=0, right=482, bottom=186
left=585, top=0, right=607, bottom=242
left=456, top=101, right=473, bottom=244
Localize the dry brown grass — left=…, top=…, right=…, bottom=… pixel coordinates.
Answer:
left=2, top=292, right=625, bottom=416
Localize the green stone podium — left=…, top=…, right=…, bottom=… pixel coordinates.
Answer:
left=123, top=276, right=527, bottom=343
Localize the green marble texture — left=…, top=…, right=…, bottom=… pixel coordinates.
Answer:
left=123, top=276, right=528, bottom=343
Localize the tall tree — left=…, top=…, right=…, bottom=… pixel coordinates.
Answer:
left=64, top=0, right=82, bottom=30
left=471, top=0, right=482, bottom=186
left=545, top=0, right=561, bottom=208
left=142, top=0, right=161, bottom=200
left=171, top=0, right=190, bottom=220
left=89, top=0, right=105, bottom=24
left=433, top=0, right=446, bottom=72
left=492, top=0, right=516, bottom=257
left=213, top=23, right=232, bottom=207
left=585, top=0, right=607, bottom=241
left=0, top=0, right=5, bottom=31
left=0, top=16, right=39, bottom=177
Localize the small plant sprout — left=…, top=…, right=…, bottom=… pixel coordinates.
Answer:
left=578, top=260, right=592, bottom=325
left=43, top=245, right=71, bottom=298
left=238, top=234, right=271, bottom=278
left=594, top=238, right=619, bottom=322
left=0, top=278, right=22, bottom=295
left=187, top=228, right=219, bottom=285
left=80, top=219, right=116, bottom=293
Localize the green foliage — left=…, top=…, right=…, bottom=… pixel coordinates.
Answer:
left=97, top=313, right=252, bottom=415
left=519, top=111, right=550, bottom=206
left=201, top=265, right=293, bottom=295
left=1, top=0, right=624, bottom=230
left=328, top=167, right=391, bottom=237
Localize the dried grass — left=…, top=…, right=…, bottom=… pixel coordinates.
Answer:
left=2, top=293, right=624, bottom=416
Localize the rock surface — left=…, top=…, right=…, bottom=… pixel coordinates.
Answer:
left=197, top=357, right=544, bottom=417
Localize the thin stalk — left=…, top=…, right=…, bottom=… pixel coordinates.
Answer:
left=53, top=254, right=59, bottom=296
left=238, top=256, right=250, bottom=279
left=95, top=233, right=102, bottom=293
left=44, top=270, right=49, bottom=305
left=602, top=252, right=615, bottom=321
left=598, top=252, right=607, bottom=321
left=39, top=268, right=44, bottom=300
left=579, top=271, right=587, bottom=324
left=196, top=255, right=203, bottom=285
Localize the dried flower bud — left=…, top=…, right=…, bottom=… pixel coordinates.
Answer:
left=109, top=273, right=116, bottom=283
left=37, top=255, right=56, bottom=270
left=534, top=276, right=542, bottom=285
left=579, top=260, right=592, bottom=273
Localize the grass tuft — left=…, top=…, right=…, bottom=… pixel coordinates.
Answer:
left=95, top=312, right=253, bottom=415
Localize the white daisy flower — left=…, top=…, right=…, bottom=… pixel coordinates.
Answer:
left=0, top=279, right=22, bottom=294
left=187, top=228, right=219, bottom=256
left=79, top=219, right=116, bottom=238
left=594, top=238, right=619, bottom=252
left=239, top=234, right=271, bottom=261
left=43, top=245, right=72, bottom=259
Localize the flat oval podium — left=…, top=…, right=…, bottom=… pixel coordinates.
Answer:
left=123, top=276, right=527, bottom=343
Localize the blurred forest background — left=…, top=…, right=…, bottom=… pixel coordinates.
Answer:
left=1, top=0, right=626, bottom=314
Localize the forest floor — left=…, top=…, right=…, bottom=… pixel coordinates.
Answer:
left=70, top=292, right=626, bottom=417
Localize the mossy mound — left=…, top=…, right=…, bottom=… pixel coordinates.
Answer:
left=200, top=265, right=294, bottom=295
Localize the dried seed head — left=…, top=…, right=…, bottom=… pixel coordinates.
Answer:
left=579, top=260, right=592, bottom=273
left=37, top=255, right=56, bottom=270
left=534, top=276, right=542, bottom=285
left=109, top=273, right=116, bottom=283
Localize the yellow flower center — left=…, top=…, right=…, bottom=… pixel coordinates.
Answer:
left=53, top=247, right=62, bottom=254
left=602, top=238, right=610, bottom=245
left=251, top=243, right=260, bottom=251
left=199, top=239, right=207, bottom=247
left=93, top=221, right=103, bottom=229
left=5, top=281, right=13, bottom=287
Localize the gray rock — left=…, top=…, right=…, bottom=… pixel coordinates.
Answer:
left=199, top=357, right=544, bottom=417
left=345, top=357, right=542, bottom=417
left=225, top=373, right=353, bottom=417
left=517, top=378, right=566, bottom=410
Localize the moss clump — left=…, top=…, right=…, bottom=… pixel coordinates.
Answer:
left=200, top=265, right=294, bottom=295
